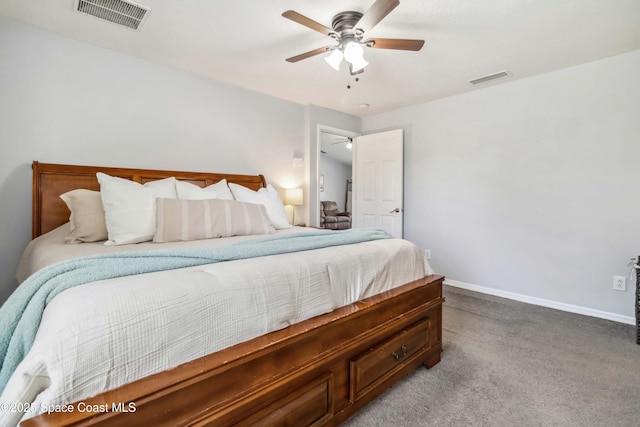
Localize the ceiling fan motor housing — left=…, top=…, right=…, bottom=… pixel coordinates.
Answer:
left=331, top=11, right=364, bottom=37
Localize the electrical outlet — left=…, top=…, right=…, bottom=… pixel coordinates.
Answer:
left=424, top=249, right=431, bottom=260
left=613, top=276, right=626, bottom=291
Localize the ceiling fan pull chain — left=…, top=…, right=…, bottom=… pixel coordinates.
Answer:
left=346, top=72, right=361, bottom=90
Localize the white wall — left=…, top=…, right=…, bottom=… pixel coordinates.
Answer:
left=363, top=49, right=640, bottom=321
left=319, top=155, right=351, bottom=211
left=0, top=18, right=306, bottom=305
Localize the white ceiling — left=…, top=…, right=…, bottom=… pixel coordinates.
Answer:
left=2, top=0, right=639, bottom=117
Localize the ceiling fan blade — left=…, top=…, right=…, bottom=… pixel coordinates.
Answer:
left=354, top=0, right=400, bottom=34
left=365, top=38, right=425, bottom=51
left=286, top=46, right=331, bottom=63
left=282, top=10, right=335, bottom=36
left=332, top=137, right=352, bottom=144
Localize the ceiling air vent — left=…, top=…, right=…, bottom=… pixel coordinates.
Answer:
left=469, top=71, right=510, bottom=85
left=74, top=0, right=151, bottom=31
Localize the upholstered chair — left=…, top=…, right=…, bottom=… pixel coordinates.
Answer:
left=320, top=201, right=351, bottom=230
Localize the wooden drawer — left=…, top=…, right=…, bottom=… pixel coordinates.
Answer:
left=232, top=373, right=333, bottom=427
left=350, top=319, right=431, bottom=402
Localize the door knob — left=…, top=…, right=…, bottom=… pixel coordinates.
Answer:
left=389, top=208, right=400, bottom=213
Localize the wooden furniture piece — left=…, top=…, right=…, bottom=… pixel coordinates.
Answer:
left=22, top=161, right=444, bottom=427
left=345, top=178, right=352, bottom=212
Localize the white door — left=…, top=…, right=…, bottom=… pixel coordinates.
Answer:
left=353, top=129, right=404, bottom=238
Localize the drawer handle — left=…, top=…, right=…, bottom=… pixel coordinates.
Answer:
left=391, top=345, right=408, bottom=360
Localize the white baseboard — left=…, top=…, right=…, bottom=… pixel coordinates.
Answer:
left=444, top=279, right=635, bottom=326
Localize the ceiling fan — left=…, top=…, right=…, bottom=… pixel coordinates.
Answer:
left=332, top=136, right=353, bottom=149
left=282, top=0, right=425, bottom=75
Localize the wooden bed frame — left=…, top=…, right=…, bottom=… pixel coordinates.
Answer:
left=22, top=161, right=444, bottom=427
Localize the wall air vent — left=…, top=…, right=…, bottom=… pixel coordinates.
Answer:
left=74, top=0, right=151, bottom=31
left=468, top=71, right=510, bottom=85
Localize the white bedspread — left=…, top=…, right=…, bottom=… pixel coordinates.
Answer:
left=2, top=225, right=433, bottom=426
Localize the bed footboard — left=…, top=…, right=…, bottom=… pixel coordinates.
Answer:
left=22, top=275, right=444, bottom=427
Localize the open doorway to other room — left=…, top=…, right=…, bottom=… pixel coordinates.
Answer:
left=319, top=129, right=354, bottom=229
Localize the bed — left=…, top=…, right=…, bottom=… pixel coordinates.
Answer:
left=2, top=161, right=444, bottom=426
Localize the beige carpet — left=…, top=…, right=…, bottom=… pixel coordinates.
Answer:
left=343, top=286, right=640, bottom=426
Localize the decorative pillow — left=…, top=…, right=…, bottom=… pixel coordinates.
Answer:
left=59, top=189, right=108, bottom=243
left=96, top=173, right=177, bottom=245
left=176, top=179, right=233, bottom=200
left=228, top=183, right=292, bottom=229
left=153, top=198, right=274, bottom=242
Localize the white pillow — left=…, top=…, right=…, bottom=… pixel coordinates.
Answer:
left=176, top=179, right=233, bottom=200
left=96, top=173, right=177, bottom=245
left=228, top=183, right=292, bottom=230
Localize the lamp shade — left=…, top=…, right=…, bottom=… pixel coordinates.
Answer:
left=343, top=41, right=364, bottom=63
left=324, top=49, right=343, bottom=71
left=349, top=57, right=369, bottom=72
left=285, top=188, right=303, bottom=206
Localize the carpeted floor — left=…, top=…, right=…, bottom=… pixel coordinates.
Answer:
left=343, top=285, right=640, bottom=427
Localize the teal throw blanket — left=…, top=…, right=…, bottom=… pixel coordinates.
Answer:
left=0, top=228, right=390, bottom=392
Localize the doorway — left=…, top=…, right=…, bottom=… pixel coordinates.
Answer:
left=314, top=125, right=359, bottom=227
left=320, top=131, right=352, bottom=213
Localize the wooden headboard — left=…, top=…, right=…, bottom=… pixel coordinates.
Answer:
left=32, top=161, right=267, bottom=239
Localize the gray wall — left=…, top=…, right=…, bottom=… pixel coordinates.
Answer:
left=319, top=155, right=351, bottom=211
left=363, top=49, right=640, bottom=321
left=0, top=18, right=305, bottom=305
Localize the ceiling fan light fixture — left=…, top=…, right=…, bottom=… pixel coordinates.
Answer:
left=343, top=40, right=364, bottom=63
left=343, top=40, right=369, bottom=72
left=325, top=49, right=343, bottom=71
left=349, top=57, right=369, bottom=73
